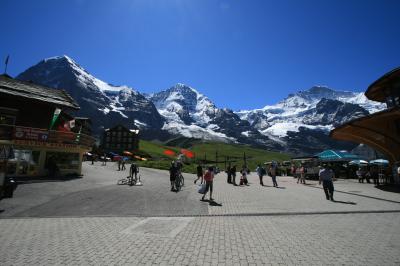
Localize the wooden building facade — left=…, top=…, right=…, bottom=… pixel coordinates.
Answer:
left=102, top=125, right=139, bottom=154
left=0, top=74, right=95, bottom=178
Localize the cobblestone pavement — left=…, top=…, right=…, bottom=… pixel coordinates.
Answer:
left=1, top=163, right=400, bottom=265
left=1, top=162, right=399, bottom=217
left=0, top=213, right=399, bottom=265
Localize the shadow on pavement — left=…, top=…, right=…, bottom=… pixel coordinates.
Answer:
left=333, top=200, right=357, bottom=205
left=376, top=185, right=400, bottom=194
left=276, top=187, right=286, bottom=189
left=209, top=201, right=223, bottom=207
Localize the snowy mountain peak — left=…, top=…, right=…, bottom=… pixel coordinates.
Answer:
left=307, top=85, right=334, bottom=94
left=39, top=55, right=134, bottom=93
left=17, top=55, right=164, bottom=133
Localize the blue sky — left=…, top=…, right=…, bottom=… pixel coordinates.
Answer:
left=2, top=0, right=399, bottom=110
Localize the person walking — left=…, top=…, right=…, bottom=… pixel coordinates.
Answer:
left=102, top=153, right=107, bottom=166
left=169, top=161, right=178, bottom=191
left=117, top=160, right=121, bottom=171
left=269, top=163, right=278, bottom=187
left=356, top=167, right=364, bottom=183
left=121, top=160, right=126, bottom=171
left=231, top=165, right=237, bottom=186
left=291, top=165, right=297, bottom=179
left=298, top=165, right=306, bottom=184
left=194, top=164, right=203, bottom=184
left=130, top=162, right=139, bottom=181
left=256, top=164, right=265, bottom=186
left=240, top=165, right=249, bottom=186
left=226, top=165, right=232, bottom=184
left=201, top=166, right=215, bottom=201
left=319, top=164, right=335, bottom=201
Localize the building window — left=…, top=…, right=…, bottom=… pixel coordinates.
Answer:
left=46, top=152, right=80, bottom=170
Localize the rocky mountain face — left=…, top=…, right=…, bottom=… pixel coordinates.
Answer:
left=236, top=86, right=384, bottom=153
left=149, top=84, right=281, bottom=149
left=16, top=56, right=166, bottom=139
left=15, top=56, right=385, bottom=155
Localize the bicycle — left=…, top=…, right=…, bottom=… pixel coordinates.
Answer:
left=174, top=172, right=184, bottom=191
left=117, top=174, right=142, bottom=186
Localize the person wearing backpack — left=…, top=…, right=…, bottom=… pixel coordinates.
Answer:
left=201, top=166, right=215, bottom=201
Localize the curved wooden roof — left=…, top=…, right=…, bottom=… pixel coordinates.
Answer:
left=330, top=107, right=400, bottom=163
left=365, top=67, right=400, bottom=102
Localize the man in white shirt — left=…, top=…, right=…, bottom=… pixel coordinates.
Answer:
left=319, top=164, right=335, bottom=201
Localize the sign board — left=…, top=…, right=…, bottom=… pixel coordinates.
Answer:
left=14, top=127, right=49, bottom=141
left=13, top=139, right=79, bottom=149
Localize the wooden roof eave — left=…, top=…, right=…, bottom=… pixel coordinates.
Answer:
left=0, top=86, right=80, bottom=110
left=365, top=67, right=400, bottom=102
left=330, top=108, right=400, bottom=162
left=331, top=127, right=399, bottom=162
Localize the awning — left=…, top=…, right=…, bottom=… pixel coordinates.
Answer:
left=330, top=107, right=400, bottom=163
left=316, top=150, right=359, bottom=162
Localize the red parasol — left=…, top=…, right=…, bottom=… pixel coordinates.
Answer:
left=181, top=149, right=195, bottom=158
left=163, top=149, right=176, bottom=156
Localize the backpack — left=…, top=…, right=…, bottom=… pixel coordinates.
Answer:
left=261, top=168, right=266, bottom=176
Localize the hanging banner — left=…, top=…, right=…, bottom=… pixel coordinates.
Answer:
left=49, top=108, right=61, bottom=129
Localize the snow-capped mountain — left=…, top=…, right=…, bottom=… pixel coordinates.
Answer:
left=149, top=84, right=281, bottom=149
left=15, top=55, right=385, bottom=154
left=237, top=86, right=384, bottom=138
left=16, top=55, right=165, bottom=137
left=235, top=86, right=384, bottom=153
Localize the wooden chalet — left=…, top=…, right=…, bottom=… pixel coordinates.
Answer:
left=102, top=124, right=139, bottom=154
left=0, top=74, right=95, bottom=177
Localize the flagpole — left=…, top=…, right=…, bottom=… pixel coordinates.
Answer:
left=4, top=55, right=9, bottom=74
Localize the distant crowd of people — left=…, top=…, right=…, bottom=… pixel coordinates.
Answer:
left=191, top=162, right=340, bottom=202
left=87, top=153, right=399, bottom=204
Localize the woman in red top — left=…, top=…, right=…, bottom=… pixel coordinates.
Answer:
left=201, top=166, right=215, bottom=201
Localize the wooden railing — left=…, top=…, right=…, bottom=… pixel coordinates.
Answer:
left=0, top=124, right=95, bottom=147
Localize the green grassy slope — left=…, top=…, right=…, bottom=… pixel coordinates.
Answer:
left=136, top=140, right=290, bottom=173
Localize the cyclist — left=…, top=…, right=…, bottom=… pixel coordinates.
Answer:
left=169, top=161, right=178, bottom=191
left=130, top=163, right=139, bottom=184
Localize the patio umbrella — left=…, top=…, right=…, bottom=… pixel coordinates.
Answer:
left=163, top=149, right=176, bottom=156
left=369, top=159, right=389, bottom=165
left=349, top=160, right=368, bottom=165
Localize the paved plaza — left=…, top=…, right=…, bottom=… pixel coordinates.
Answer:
left=1, top=161, right=400, bottom=265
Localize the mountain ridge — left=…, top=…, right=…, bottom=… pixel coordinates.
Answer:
left=15, top=55, right=386, bottom=154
